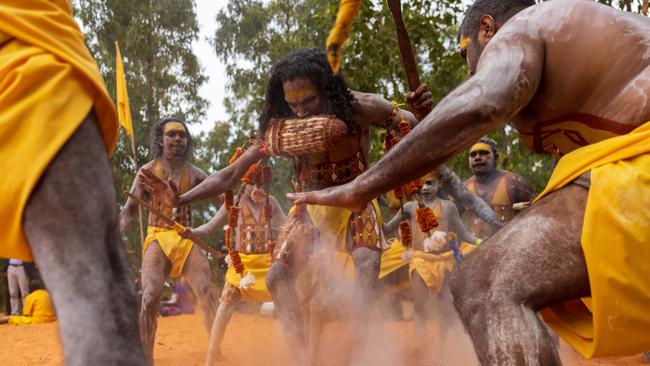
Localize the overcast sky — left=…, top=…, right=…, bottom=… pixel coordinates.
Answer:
left=190, top=0, right=229, bottom=135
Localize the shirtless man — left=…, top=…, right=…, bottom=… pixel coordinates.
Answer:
left=187, top=183, right=286, bottom=365
left=140, top=48, right=430, bottom=364
left=463, top=137, right=535, bottom=238
left=1, top=2, right=145, bottom=365
left=288, top=1, right=650, bottom=364
left=383, top=174, right=478, bottom=339
left=141, top=48, right=521, bottom=364
left=120, top=118, right=218, bottom=365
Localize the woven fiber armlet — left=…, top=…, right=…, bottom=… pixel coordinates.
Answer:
left=263, top=115, right=348, bottom=157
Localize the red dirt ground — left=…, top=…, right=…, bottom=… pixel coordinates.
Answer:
left=0, top=311, right=646, bottom=366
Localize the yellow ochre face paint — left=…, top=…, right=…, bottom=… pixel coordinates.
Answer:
left=163, top=122, right=185, bottom=134
left=284, top=88, right=319, bottom=103
left=470, top=142, right=492, bottom=153
left=460, top=36, right=471, bottom=50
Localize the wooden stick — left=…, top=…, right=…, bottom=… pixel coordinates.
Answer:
left=125, top=192, right=225, bottom=259
left=387, top=0, right=421, bottom=91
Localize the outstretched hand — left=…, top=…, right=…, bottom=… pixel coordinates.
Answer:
left=286, top=182, right=369, bottom=214
left=406, top=84, right=433, bottom=121
left=138, top=168, right=180, bottom=207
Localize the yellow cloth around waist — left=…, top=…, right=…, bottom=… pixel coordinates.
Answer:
left=225, top=253, right=273, bottom=302
left=8, top=289, right=56, bottom=325
left=144, top=227, right=194, bottom=278
left=306, top=199, right=381, bottom=252
left=409, top=250, right=456, bottom=294
left=0, top=1, right=118, bottom=262
left=379, top=238, right=408, bottom=278
left=537, top=121, right=650, bottom=358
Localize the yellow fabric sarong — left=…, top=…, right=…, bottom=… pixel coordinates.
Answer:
left=0, top=0, right=118, bottom=261
left=408, top=243, right=474, bottom=294
left=144, top=227, right=194, bottom=278
left=537, top=121, right=650, bottom=358
left=225, top=253, right=273, bottom=302
left=8, top=289, right=56, bottom=325
left=306, top=199, right=382, bottom=252
left=379, top=238, right=408, bottom=278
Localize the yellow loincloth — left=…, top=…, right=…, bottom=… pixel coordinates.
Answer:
left=224, top=253, right=273, bottom=302
left=0, top=0, right=118, bottom=261
left=306, top=199, right=382, bottom=252
left=8, top=289, right=56, bottom=325
left=408, top=243, right=474, bottom=294
left=378, top=238, right=408, bottom=279
left=144, top=227, right=194, bottom=278
left=536, top=121, right=650, bottom=358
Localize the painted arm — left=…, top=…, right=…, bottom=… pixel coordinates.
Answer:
left=180, top=146, right=262, bottom=205
left=139, top=146, right=263, bottom=208
left=444, top=201, right=479, bottom=245
left=288, top=35, right=543, bottom=212
left=437, top=165, right=501, bottom=229
left=119, top=167, right=147, bottom=234
left=190, top=205, right=228, bottom=238
left=382, top=202, right=413, bottom=235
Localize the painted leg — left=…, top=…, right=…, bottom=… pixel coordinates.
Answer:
left=266, top=262, right=306, bottom=364
left=450, top=185, right=590, bottom=366
left=23, top=115, right=145, bottom=366
left=411, top=271, right=429, bottom=339
left=205, top=297, right=238, bottom=366
left=183, top=246, right=217, bottom=332
left=7, top=266, right=20, bottom=315
left=139, top=242, right=170, bottom=365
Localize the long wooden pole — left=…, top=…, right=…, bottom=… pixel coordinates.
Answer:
left=129, top=138, right=145, bottom=260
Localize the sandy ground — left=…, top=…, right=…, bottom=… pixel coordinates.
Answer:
left=0, top=309, right=647, bottom=366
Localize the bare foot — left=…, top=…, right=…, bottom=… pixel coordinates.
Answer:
left=286, top=182, right=369, bottom=213
left=204, top=348, right=227, bottom=366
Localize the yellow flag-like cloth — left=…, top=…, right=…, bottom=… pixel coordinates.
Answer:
left=115, top=41, right=134, bottom=139
left=326, top=0, right=362, bottom=74
left=0, top=0, right=118, bottom=261
left=537, top=121, right=650, bottom=358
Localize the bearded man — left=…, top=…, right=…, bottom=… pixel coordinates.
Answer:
left=120, top=118, right=218, bottom=365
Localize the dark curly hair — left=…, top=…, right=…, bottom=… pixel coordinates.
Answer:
left=258, top=48, right=356, bottom=134
left=149, top=117, right=193, bottom=160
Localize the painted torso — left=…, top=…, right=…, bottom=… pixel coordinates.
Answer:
left=464, top=171, right=514, bottom=239
left=237, top=199, right=271, bottom=254
left=489, top=0, right=650, bottom=157
left=148, top=159, right=193, bottom=228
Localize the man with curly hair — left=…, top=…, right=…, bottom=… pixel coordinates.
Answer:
left=120, top=117, right=218, bottom=365
left=139, top=48, right=423, bottom=363
left=140, top=48, right=493, bottom=364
